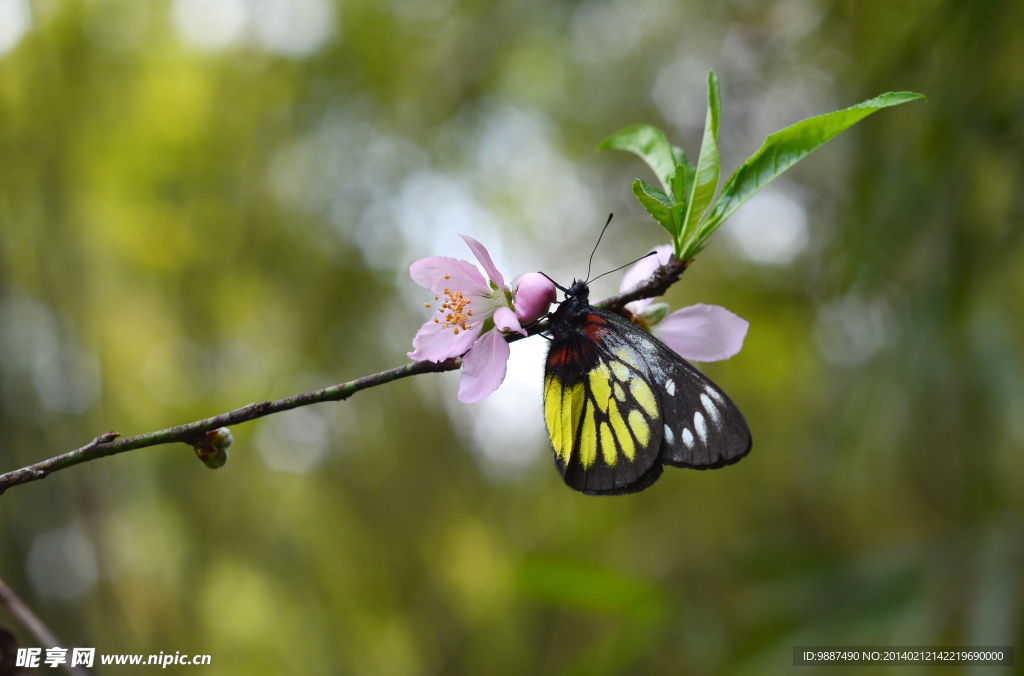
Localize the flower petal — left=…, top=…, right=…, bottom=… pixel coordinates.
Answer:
left=494, top=306, right=526, bottom=336
left=457, top=329, right=510, bottom=403
left=459, top=234, right=504, bottom=288
left=625, top=300, right=647, bottom=316
left=410, top=256, right=489, bottom=296
left=514, top=272, right=557, bottom=323
left=619, top=244, right=673, bottom=294
left=655, top=304, right=749, bottom=362
left=408, top=317, right=483, bottom=362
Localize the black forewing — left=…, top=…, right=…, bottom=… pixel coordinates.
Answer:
left=589, top=308, right=752, bottom=469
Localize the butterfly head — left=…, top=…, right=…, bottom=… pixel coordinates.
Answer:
left=565, top=279, right=590, bottom=303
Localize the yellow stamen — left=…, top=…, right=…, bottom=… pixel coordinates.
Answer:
left=428, top=283, right=478, bottom=337
left=444, top=275, right=450, bottom=279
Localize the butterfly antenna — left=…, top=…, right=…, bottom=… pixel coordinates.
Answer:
left=587, top=250, right=658, bottom=286
left=584, top=213, right=615, bottom=284
left=537, top=272, right=569, bottom=293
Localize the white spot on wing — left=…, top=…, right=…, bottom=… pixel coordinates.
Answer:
left=665, top=380, right=675, bottom=396
left=700, top=394, right=722, bottom=426
left=694, top=412, right=707, bottom=444
left=664, top=424, right=674, bottom=444
left=682, top=428, right=694, bottom=448
left=705, top=385, right=724, bottom=403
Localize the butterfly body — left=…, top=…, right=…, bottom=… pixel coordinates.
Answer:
left=543, top=280, right=751, bottom=495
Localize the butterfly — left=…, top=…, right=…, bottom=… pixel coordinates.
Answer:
left=539, top=224, right=751, bottom=495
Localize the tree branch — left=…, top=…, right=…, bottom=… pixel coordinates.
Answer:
left=598, top=255, right=689, bottom=309
left=0, top=574, right=91, bottom=676
left=0, top=257, right=688, bottom=497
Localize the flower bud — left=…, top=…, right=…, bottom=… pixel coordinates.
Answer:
left=514, top=273, right=556, bottom=323
left=638, top=302, right=670, bottom=326
left=192, top=427, right=233, bottom=470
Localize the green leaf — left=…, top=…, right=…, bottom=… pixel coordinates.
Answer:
left=631, top=179, right=675, bottom=236
left=670, top=160, right=692, bottom=206
left=670, top=145, right=696, bottom=205
left=705, top=91, right=925, bottom=230
left=680, top=70, right=722, bottom=241
left=669, top=159, right=695, bottom=258
left=669, top=203, right=686, bottom=254
left=599, top=125, right=677, bottom=194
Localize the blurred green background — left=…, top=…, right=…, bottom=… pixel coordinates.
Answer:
left=1, top=0, right=1022, bottom=673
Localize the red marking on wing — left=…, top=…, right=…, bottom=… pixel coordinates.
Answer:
left=547, top=346, right=569, bottom=368
left=586, top=314, right=607, bottom=324
left=586, top=323, right=610, bottom=342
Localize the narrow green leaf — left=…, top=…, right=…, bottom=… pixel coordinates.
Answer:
left=631, top=179, right=675, bottom=236
left=706, top=91, right=925, bottom=228
left=669, top=203, right=686, bottom=255
left=681, top=70, right=722, bottom=241
left=670, top=159, right=695, bottom=257
left=599, top=125, right=677, bottom=194
left=670, top=161, right=691, bottom=206
left=640, top=179, right=674, bottom=208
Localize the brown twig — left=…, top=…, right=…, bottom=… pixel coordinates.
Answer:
left=0, top=574, right=91, bottom=676
left=0, top=257, right=689, bottom=497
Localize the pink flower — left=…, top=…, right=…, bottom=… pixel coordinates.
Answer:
left=513, top=272, right=557, bottom=323
left=621, top=244, right=749, bottom=362
left=409, top=235, right=529, bottom=403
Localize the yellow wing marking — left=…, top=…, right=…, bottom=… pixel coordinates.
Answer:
left=560, top=381, right=585, bottom=464
left=608, top=399, right=635, bottom=461
left=580, top=400, right=598, bottom=469
left=614, top=347, right=641, bottom=370
left=629, top=378, right=658, bottom=418
left=628, top=409, right=650, bottom=446
left=552, top=361, right=656, bottom=472
left=544, top=376, right=564, bottom=461
left=601, top=424, right=617, bottom=466
left=598, top=422, right=615, bottom=468
left=589, top=363, right=612, bottom=413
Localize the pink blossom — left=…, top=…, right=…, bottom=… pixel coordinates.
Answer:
left=408, top=235, right=525, bottom=403
left=654, top=304, right=748, bottom=361
left=514, top=273, right=557, bottom=323
left=621, top=245, right=749, bottom=362
left=620, top=244, right=673, bottom=312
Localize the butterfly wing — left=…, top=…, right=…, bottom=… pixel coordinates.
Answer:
left=602, top=308, right=752, bottom=468
left=543, top=309, right=664, bottom=495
